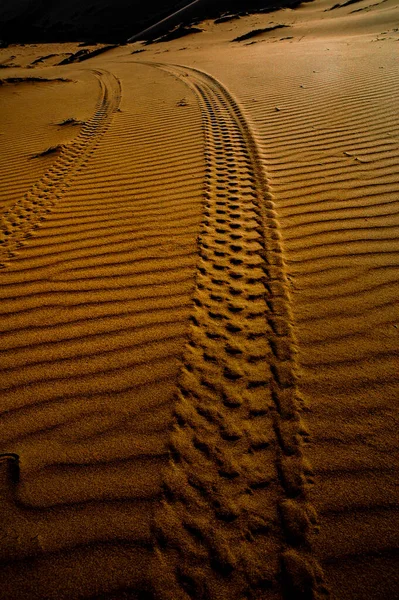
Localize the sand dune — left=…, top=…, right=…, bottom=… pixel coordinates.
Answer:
left=240, top=46, right=399, bottom=600
left=0, top=0, right=398, bottom=598
left=0, top=63, right=204, bottom=598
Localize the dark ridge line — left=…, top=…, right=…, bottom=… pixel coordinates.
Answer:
left=31, top=144, right=63, bottom=159
left=276, top=180, right=397, bottom=199
left=0, top=350, right=182, bottom=392
left=0, top=273, right=194, bottom=299
left=58, top=45, right=118, bottom=65
left=0, top=246, right=195, bottom=275
left=284, top=233, right=399, bottom=250
left=288, top=249, right=399, bottom=265
left=48, top=259, right=198, bottom=282
left=0, top=261, right=196, bottom=289
left=262, top=131, right=399, bottom=149
left=291, top=263, right=363, bottom=276
left=62, top=176, right=204, bottom=196
left=286, top=187, right=399, bottom=206
left=322, top=545, right=399, bottom=565
left=61, top=190, right=205, bottom=207
left=299, top=373, right=399, bottom=393
left=290, top=263, right=399, bottom=279
left=84, top=134, right=204, bottom=151
left=0, top=310, right=188, bottom=337
left=1, top=391, right=173, bottom=427
left=262, top=110, right=399, bottom=132
left=16, top=222, right=199, bottom=248
left=0, top=331, right=186, bottom=375
left=351, top=0, right=388, bottom=12
left=0, top=372, right=177, bottom=420
left=53, top=190, right=204, bottom=209
left=27, top=451, right=169, bottom=472
left=267, top=161, right=396, bottom=178
left=51, top=192, right=203, bottom=210
left=0, top=291, right=191, bottom=318
left=300, top=320, right=399, bottom=345
left=0, top=288, right=192, bottom=316
left=276, top=176, right=399, bottom=194
left=258, top=128, right=399, bottom=147
left=8, top=225, right=198, bottom=247
left=2, top=244, right=196, bottom=276
left=22, top=215, right=200, bottom=237
left=232, top=24, right=288, bottom=42
left=283, top=208, right=399, bottom=227
left=2, top=536, right=154, bottom=565
left=299, top=349, right=399, bottom=369
left=7, top=241, right=196, bottom=268
left=328, top=0, right=364, bottom=10
left=86, top=144, right=205, bottom=163
left=0, top=76, right=72, bottom=86
left=311, top=432, right=398, bottom=446
left=310, top=464, right=399, bottom=478
left=53, top=247, right=196, bottom=273
left=2, top=417, right=171, bottom=450
left=9, top=495, right=157, bottom=516
left=15, top=491, right=163, bottom=512
left=297, top=298, right=399, bottom=323
left=144, top=25, right=203, bottom=45
left=65, top=418, right=172, bottom=445
left=0, top=316, right=186, bottom=355
left=32, top=202, right=201, bottom=220
left=0, top=358, right=181, bottom=396
left=295, top=280, right=399, bottom=304
left=64, top=163, right=204, bottom=183
left=0, top=397, right=174, bottom=444
left=147, top=61, right=329, bottom=599
left=285, top=221, right=399, bottom=240
left=0, top=334, right=183, bottom=372
left=0, top=536, right=155, bottom=566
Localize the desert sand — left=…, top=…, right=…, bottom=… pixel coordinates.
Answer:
left=0, top=0, right=398, bottom=598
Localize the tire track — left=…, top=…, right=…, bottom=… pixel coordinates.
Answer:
left=0, top=69, right=121, bottom=265
left=0, top=63, right=204, bottom=599
left=230, top=45, right=399, bottom=599
left=150, top=64, right=328, bottom=600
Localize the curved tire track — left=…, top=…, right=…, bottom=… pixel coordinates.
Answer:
left=0, top=69, right=121, bottom=266
left=150, top=63, right=329, bottom=600
left=0, top=63, right=204, bottom=600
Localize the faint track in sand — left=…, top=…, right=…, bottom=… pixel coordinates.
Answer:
left=0, top=69, right=121, bottom=266
left=0, top=63, right=204, bottom=599
left=150, top=63, right=329, bottom=600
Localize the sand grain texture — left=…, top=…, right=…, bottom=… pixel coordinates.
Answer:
left=0, top=63, right=204, bottom=598
left=1, top=0, right=399, bottom=598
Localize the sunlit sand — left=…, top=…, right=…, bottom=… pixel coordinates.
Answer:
left=0, top=0, right=398, bottom=598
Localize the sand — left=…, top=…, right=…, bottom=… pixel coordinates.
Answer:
left=0, top=0, right=398, bottom=598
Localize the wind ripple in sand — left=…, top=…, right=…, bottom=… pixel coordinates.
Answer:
left=237, top=46, right=399, bottom=600
left=0, top=63, right=204, bottom=599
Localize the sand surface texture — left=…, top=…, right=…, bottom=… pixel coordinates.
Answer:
left=0, top=0, right=398, bottom=598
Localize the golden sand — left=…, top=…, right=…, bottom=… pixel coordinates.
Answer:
left=0, top=0, right=398, bottom=598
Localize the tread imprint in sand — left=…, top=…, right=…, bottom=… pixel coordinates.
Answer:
left=0, top=63, right=204, bottom=600
left=150, top=63, right=329, bottom=600
left=237, top=52, right=399, bottom=599
left=0, top=69, right=121, bottom=265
